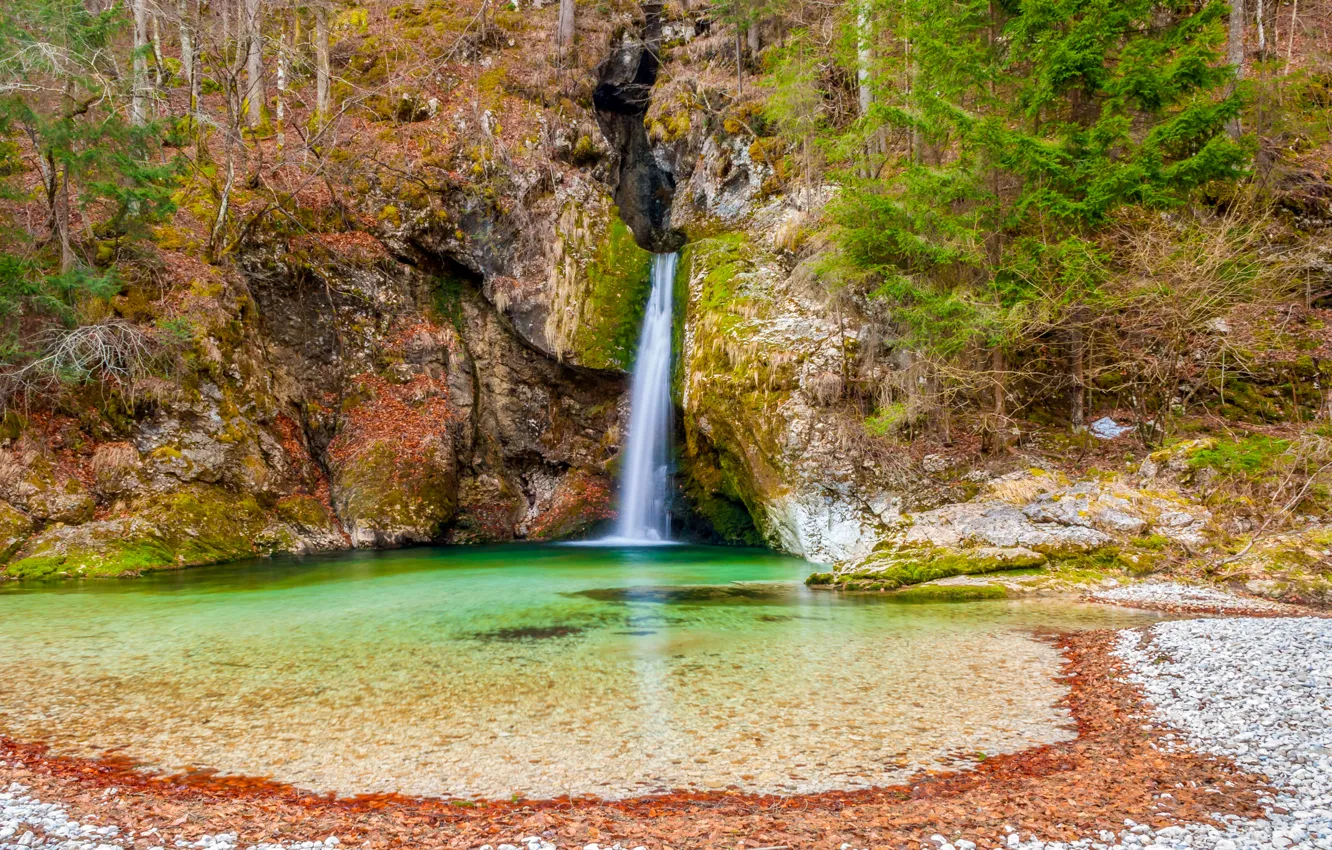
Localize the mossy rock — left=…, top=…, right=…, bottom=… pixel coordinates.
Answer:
left=4, top=453, right=96, bottom=525
left=811, top=546, right=1047, bottom=591
left=568, top=211, right=653, bottom=370
left=4, top=485, right=281, bottom=580
left=677, top=440, right=764, bottom=545
left=525, top=469, right=614, bottom=541
left=0, top=501, right=34, bottom=563
left=333, top=439, right=457, bottom=547
left=5, top=518, right=175, bottom=579
left=275, top=494, right=340, bottom=534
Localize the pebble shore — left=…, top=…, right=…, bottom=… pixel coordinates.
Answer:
left=3, top=615, right=1328, bottom=850
left=1088, top=582, right=1296, bottom=614
left=1003, top=618, right=1332, bottom=850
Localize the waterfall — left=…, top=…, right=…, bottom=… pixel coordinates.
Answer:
left=608, top=251, right=678, bottom=544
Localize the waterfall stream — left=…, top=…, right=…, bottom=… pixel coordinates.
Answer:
left=608, top=251, right=677, bottom=544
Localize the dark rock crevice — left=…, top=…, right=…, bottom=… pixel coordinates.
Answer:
left=593, top=2, right=685, bottom=253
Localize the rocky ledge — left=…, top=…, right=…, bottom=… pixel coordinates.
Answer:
left=809, top=447, right=1332, bottom=609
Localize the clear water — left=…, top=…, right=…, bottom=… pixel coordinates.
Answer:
left=0, top=545, right=1166, bottom=800
left=610, top=252, right=677, bottom=543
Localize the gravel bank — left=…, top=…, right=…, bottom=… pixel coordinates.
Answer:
left=1088, top=581, right=1298, bottom=614
left=1003, top=617, right=1332, bottom=850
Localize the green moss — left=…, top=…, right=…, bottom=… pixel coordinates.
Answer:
left=430, top=272, right=467, bottom=330
left=476, top=67, right=510, bottom=110
left=865, top=403, right=908, bottom=438
left=569, top=211, right=653, bottom=370
left=812, top=547, right=1047, bottom=591
left=1047, top=546, right=1148, bottom=578
left=5, top=554, right=78, bottom=579
left=1131, top=533, right=1169, bottom=550
left=1187, top=434, right=1290, bottom=477
left=691, top=231, right=751, bottom=315
left=886, top=583, right=1009, bottom=602
left=569, top=135, right=600, bottom=166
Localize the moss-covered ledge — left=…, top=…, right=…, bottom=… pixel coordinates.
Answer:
left=3, top=484, right=342, bottom=580
left=807, top=545, right=1048, bottom=591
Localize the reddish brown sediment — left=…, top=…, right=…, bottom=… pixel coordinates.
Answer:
left=0, top=630, right=1270, bottom=849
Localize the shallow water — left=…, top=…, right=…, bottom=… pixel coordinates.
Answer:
left=0, top=545, right=1165, bottom=800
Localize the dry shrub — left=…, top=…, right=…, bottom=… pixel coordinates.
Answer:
left=1089, top=202, right=1316, bottom=443
left=1, top=321, right=159, bottom=412
left=91, top=442, right=143, bottom=498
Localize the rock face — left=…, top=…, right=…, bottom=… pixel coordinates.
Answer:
left=809, top=464, right=1228, bottom=589
left=670, top=203, right=919, bottom=562
left=0, top=203, right=632, bottom=578
left=591, top=1, right=683, bottom=253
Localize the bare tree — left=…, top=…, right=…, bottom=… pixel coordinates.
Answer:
left=315, top=3, right=331, bottom=120
left=556, top=0, right=575, bottom=67
left=244, top=0, right=265, bottom=126
left=857, top=0, right=872, bottom=117
left=1227, top=0, right=1245, bottom=138
left=178, top=0, right=200, bottom=118
left=132, top=0, right=151, bottom=124
left=150, top=11, right=167, bottom=86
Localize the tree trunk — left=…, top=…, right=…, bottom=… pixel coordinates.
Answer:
left=1228, top=0, right=1246, bottom=75
left=56, top=163, right=75, bottom=273
left=556, top=0, right=575, bottom=64
left=276, top=26, right=287, bottom=147
left=244, top=0, right=265, bottom=127
left=747, top=20, right=760, bottom=60
left=151, top=13, right=166, bottom=86
left=178, top=0, right=199, bottom=117
left=131, top=0, right=150, bottom=124
left=315, top=5, right=331, bottom=121
left=1070, top=321, right=1086, bottom=432
left=988, top=346, right=1008, bottom=453
left=222, top=0, right=231, bottom=55
left=1256, top=0, right=1266, bottom=58
left=1287, top=0, right=1298, bottom=67
left=735, top=28, right=743, bottom=96
left=857, top=0, right=872, bottom=117
left=1227, top=0, right=1245, bottom=138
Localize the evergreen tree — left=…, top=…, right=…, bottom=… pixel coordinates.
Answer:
left=827, top=0, right=1247, bottom=446
left=0, top=0, right=178, bottom=326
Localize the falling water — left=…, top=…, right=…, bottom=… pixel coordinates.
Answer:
left=609, top=251, right=678, bottom=544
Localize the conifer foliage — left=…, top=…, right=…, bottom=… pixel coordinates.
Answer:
left=809, top=0, right=1254, bottom=445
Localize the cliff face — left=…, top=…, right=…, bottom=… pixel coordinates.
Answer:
left=1, top=226, right=633, bottom=577
left=0, top=1, right=670, bottom=577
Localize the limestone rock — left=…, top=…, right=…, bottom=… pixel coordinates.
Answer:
left=0, top=448, right=95, bottom=524
left=0, top=500, right=34, bottom=562
left=902, top=501, right=1112, bottom=553
left=332, top=437, right=458, bottom=548
left=3, top=485, right=337, bottom=579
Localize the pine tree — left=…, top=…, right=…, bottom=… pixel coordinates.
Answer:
left=0, top=0, right=178, bottom=322
left=829, top=0, right=1247, bottom=446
